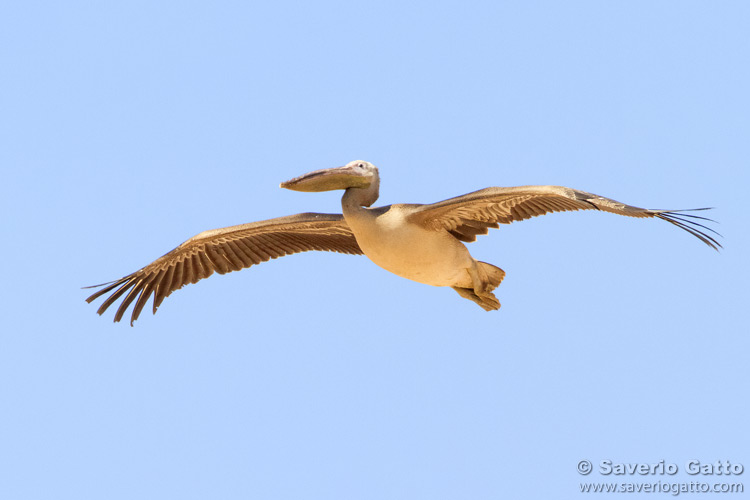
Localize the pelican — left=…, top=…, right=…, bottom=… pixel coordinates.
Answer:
left=86, top=161, right=720, bottom=324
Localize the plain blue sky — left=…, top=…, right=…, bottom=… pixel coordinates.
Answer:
left=2, top=1, right=748, bottom=499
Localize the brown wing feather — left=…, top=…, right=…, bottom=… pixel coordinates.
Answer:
left=85, top=212, right=363, bottom=325
left=407, top=185, right=721, bottom=248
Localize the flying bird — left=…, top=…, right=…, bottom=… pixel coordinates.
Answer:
left=86, top=161, right=720, bottom=324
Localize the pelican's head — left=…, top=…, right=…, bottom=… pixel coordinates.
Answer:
left=280, top=160, right=379, bottom=193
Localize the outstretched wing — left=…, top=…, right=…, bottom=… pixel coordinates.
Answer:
left=85, top=212, right=363, bottom=325
left=407, top=185, right=720, bottom=249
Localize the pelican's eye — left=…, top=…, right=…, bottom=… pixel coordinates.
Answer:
left=358, top=163, right=365, bottom=168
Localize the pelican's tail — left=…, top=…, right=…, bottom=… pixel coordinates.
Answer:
left=477, top=261, right=506, bottom=292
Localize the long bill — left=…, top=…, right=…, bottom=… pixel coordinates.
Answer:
left=280, top=165, right=372, bottom=192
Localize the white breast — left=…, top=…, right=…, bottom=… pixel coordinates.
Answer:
left=345, top=206, right=474, bottom=288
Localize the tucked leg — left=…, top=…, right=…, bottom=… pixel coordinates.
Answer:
left=452, top=286, right=501, bottom=311
left=450, top=260, right=505, bottom=311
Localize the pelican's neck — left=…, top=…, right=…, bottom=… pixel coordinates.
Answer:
left=341, top=176, right=380, bottom=215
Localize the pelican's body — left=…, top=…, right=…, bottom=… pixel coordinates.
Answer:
left=86, top=161, right=719, bottom=324
left=344, top=204, right=474, bottom=287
